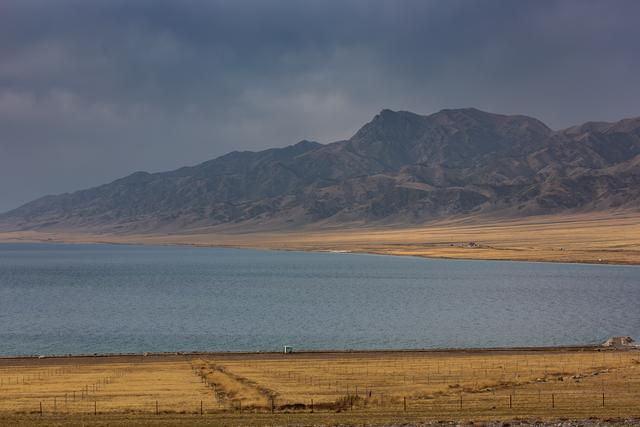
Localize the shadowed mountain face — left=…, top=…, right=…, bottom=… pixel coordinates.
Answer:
left=2, top=108, right=640, bottom=233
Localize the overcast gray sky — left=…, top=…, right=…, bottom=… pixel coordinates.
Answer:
left=1, top=0, right=639, bottom=212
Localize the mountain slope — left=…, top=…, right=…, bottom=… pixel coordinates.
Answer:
left=2, top=108, right=639, bottom=233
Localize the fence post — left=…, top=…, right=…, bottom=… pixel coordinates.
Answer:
left=602, top=393, right=605, bottom=407
left=403, top=396, right=407, bottom=411
left=509, top=394, right=512, bottom=409
left=311, top=398, right=314, bottom=413
left=200, top=400, right=203, bottom=415
left=94, top=400, right=97, bottom=415
left=39, top=402, right=43, bottom=416
left=459, top=393, right=462, bottom=410
left=551, top=393, right=555, bottom=409
left=156, top=400, right=158, bottom=415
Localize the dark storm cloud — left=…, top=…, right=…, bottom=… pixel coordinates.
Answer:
left=1, top=0, right=639, bottom=211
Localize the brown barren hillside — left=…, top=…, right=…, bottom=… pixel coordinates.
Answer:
left=1, top=108, right=640, bottom=234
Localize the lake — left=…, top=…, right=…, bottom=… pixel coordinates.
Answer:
left=0, top=243, right=638, bottom=356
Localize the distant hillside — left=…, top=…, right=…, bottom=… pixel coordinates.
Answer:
left=2, top=108, right=640, bottom=233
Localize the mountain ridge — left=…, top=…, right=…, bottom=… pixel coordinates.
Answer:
left=2, top=108, right=639, bottom=233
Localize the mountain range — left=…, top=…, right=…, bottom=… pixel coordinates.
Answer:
left=2, top=108, right=639, bottom=233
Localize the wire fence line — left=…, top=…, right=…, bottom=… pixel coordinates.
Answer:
left=6, top=390, right=640, bottom=416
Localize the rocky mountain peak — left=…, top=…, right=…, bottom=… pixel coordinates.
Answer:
left=1, top=108, right=639, bottom=233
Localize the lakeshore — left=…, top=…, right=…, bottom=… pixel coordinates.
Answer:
left=1, top=346, right=639, bottom=426
left=1, top=211, right=639, bottom=266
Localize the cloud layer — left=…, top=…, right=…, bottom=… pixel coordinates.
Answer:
left=1, top=0, right=639, bottom=211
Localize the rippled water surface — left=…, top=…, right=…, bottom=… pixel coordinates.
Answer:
left=0, top=243, right=638, bottom=356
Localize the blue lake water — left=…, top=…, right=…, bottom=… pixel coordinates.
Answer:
left=0, top=242, right=638, bottom=356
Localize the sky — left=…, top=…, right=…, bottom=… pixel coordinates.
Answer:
left=1, top=0, right=640, bottom=212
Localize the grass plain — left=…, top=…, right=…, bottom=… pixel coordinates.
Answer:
left=1, top=211, right=639, bottom=265
left=1, top=348, right=639, bottom=425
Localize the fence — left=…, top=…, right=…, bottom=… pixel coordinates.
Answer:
left=11, top=390, right=640, bottom=417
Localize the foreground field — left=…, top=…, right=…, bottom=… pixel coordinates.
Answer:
left=1, top=348, right=639, bottom=425
left=1, top=211, right=640, bottom=265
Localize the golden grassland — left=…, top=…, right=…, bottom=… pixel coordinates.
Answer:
left=0, top=356, right=209, bottom=414
left=1, top=348, right=639, bottom=425
left=1, top=211, right=640, bottom=265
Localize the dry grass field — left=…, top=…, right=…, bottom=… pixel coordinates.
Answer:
left=1, top=348, right=639, bottom=425
left=1, top=211, right=639, bottom=265
left=0, top=355, right=210, bottom=415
